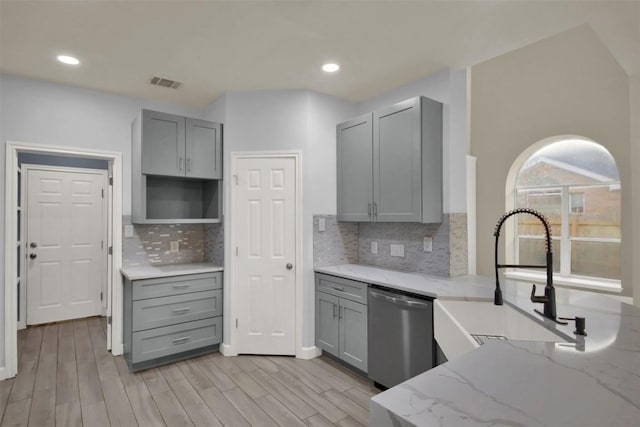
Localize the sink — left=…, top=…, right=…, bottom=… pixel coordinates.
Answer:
left=434, top=299, right=569, bottom=361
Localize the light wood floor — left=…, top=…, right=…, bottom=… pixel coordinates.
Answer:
left=0, top=317, right=378, bottom=426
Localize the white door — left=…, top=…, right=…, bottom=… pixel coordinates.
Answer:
left=26, top=167, right=107, bottom=325
left=235, top=156, right=297, bottom=355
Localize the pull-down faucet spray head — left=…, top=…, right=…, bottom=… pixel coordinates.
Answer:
left=493, top=208, right=560, bottom=319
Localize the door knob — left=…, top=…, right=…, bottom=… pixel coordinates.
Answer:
left=30, top=242, right=37, bottom=248
left=286, top=263, right=293, bottom=270
left=29, top=253, right=37, bottom=259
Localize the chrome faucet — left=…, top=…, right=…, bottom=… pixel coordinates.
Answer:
left=493, top=208, right=567, bottom=324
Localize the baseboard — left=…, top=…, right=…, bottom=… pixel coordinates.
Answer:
left=0, top=366, right=8, bottom=381
left=111, top=342, right=124, bottom=356
left=297, top=346, right=321, bottom=360
left=220, top=343, right=237, bottom=356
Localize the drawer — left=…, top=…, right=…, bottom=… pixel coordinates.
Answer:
left=132, top=290, right=222, bottom=331
left=316, top=274, right=368, bottom=305
left=132, top=272, right=221, bottom=300
left=132, top=317, right=222, bottom=363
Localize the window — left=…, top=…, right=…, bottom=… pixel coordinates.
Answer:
left=514, top=139, right=621, bottom=284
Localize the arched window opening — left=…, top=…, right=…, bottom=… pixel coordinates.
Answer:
left=514, top=138, right=621, bottom=284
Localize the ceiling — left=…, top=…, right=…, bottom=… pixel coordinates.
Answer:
left=1, top=1, right=639, bottom=108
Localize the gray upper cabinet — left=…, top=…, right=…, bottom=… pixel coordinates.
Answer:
left=141, top=110, right=222, bottom=179
left=132, top=110, right=223, bottom=224
left=336, top=96, right=443, bottom=223
left=337, top=113, right=373, bottom=222
left=186, top=118, right=222, bottom=179
left=141, top=110, right=186, bottom=177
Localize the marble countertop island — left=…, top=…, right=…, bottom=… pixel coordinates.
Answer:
left=315, top=264, right=640, bottom=426
left=121, top=262, right=223, bottom=280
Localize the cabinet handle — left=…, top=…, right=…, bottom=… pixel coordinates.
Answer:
left=339, top=306, right=343, bottom=319
left=172, top=336, right=191, bottom=344
left=173, top=283, right=190, bottom=289
left=333, top=304, right=337, bottom=318
left=172, top=307, right=191, bottom=314
left=373, top=202, right=378, bottom=217
left=332, top=287, right=344, bottom=292
left=179, top=156, right=184, bottom=171
left=368, top=202, right=372, bottom=217
left=187, top=158, right=191, bottom=172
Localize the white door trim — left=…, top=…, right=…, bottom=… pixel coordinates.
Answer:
left=22, top=164, right=108, bottom=325
left=225, top=150, right=304, bottom=357
left=3, top=141, right=123, bottom=380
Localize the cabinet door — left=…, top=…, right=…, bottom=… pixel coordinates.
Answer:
left=315, top=292, right=340, bottom=357
left=339, top=298, right=368, bottom=372
left=374, top=97, right=422, bottom=222
left=141, top=110, right=186, bottom=177
left=186, top=118, right=222, bottom=179
left=337, top=113, right=374, bottom=222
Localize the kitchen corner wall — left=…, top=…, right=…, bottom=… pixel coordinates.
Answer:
left=313, top=214, right=468, bottom=277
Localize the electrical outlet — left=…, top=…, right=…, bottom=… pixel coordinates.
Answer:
left=318, top=218, right=326, bottom=232
left=371, top=241, right=378, bottom=254
left=423, top=236, right=433, bottom=252
left=170, top=241, right=179, bottom=253
left=390, top=244, right=405, bottom=257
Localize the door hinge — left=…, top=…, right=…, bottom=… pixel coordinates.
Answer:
left=101, top=240, right=104, bottom=249
left=100, top=291, right=103, bottom=302
left=236, top=247, right=239, bottom=256
left=233, top=174, right=239, bottom=185
left=107, top=316, right=112, bottom=325
left=236, top=319, right=238, bottom=328
left=101, top=188, right=104, bottom=198
left=108, top=246, right=113, bottom=255
left=109, top=176, right=113, bottom=185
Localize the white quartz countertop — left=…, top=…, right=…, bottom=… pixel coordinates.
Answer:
left=121, top=263, right=223, bottom=280
left=315, top=264, right=640, bottom=426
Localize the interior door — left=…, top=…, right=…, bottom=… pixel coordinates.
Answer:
left=26, top=167, right=107, bottom=325
left=235, top=156, right=297, bottom=355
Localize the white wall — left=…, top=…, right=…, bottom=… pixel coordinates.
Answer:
left=205, top=89, right=356, bottom=348
left=356, top=68, right=468, bottom=214
left=631, top=73, right=640, bottom=306
left=0, top=74, right=204, bottom=366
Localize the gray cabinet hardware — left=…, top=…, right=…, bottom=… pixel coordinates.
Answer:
left=172, top=336, right=191, bottom=344
left=172, top=307, right=191, bottom=314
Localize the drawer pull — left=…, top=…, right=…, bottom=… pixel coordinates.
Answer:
left=332, top=287, right=344, bottom=292
left=173, top=284, right=190, bottom=289
left=172, top=307, right=191, bottom=314
left=172, top=336, right=191, bottom=344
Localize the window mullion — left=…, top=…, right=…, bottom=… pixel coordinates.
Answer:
left=560, top=186, right=570, bottom=276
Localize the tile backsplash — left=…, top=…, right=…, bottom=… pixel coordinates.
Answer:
left=313, top=214, right=468, bottom=277
left=313, top=215, right=359, bottom=267
left=122, top=216, right=205, bottom=267
left=204, top=223, right=224, bottom=265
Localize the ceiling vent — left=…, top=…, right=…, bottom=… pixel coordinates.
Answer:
left=150, top=76, right=182, bottom=89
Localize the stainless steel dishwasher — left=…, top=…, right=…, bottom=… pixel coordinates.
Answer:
left=368, top=286, right=434, bottom=389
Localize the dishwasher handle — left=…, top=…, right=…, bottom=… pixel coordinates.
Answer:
left=369, top=289, right=431, bottom=309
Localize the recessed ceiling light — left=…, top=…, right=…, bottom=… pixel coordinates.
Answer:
left=322, top=63, right=340, bottom=73
left=57, top=55, right=80, bottom=65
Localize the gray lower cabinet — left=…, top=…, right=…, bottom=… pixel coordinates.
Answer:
left=124, top=271, right=222, bottom=371
left=315, top=274, right=368, bottom=372
left=336, top=96, right=443, bottom=223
